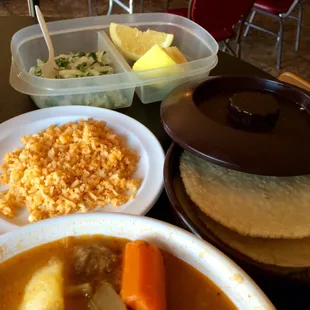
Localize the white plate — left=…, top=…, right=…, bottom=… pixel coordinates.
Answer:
left=0, top=106, right=165, bottom=234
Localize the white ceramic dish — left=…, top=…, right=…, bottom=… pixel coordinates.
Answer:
left=0, top=106, right=164, bottom=234
left=0, top=213, right=275, bottom=309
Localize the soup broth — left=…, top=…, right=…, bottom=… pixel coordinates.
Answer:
left=0, top=235, right=236, bottom=310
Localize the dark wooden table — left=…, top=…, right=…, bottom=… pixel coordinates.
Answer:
left=1, top=16, right=309, bottom=310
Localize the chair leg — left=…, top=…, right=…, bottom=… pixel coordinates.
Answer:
left=277, top=17, right=284, bottom=69
left=27, top=0, right=35, bottom=16
left=94, top=0, right=99, bottom=15
left=295, top=3, right=303, bottom=51
left=244, top=10, right=256, bottom=37
left=236, top=20, right=246, bottom=58
left=140, top=0, right=144, bottom=12
left=88, top=0, right=92, bottom=16
left=236, top=42, right=241, bottom=58
left=223, top=40, right=237, bottom=57
left=129, top=0, right=133, bottom=14
left=164, top=0, right=171, bottom=10
left=107, top=0, right=114, bottom=15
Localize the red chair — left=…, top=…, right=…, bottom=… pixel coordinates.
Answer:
left=243, top=0, right=307, bottom=69
left=165, top=0, right=254, bottom=58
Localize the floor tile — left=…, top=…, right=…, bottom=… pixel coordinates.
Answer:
left=0, top=3, right=12, bottom=16
left=283, top=25, right=310, bottom=61
left=264, top=56, right=310, bottom=81
left=240, top=28, right=298, bottom=69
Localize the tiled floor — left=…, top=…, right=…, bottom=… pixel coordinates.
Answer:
left=0, top=0, right=309, bottom=80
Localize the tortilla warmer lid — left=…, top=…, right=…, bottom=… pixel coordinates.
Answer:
left=160, top=76, right=310, bottom=176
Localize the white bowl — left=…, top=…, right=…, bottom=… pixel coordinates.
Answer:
left=0, top=213, right=274, bottom=309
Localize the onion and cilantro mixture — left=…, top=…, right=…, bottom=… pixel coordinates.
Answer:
left=30, top=51, right=113, bottom=79
left=29, top=51, right=129, bottom=109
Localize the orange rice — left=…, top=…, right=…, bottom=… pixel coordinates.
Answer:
left=0, top=119, right=141, bottom=222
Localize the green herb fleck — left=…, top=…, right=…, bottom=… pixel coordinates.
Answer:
left=76, top=62, right=88, bottom=72
left=35, top=68, right=42, bottom=76
left=88, top=52, right=97, bottom=62
left=55, top=57, right=70, bottom=69
left=77, top=52, right=86, bottom=57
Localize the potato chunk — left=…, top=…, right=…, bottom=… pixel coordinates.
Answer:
left=19, top=258, right=64, bottom=310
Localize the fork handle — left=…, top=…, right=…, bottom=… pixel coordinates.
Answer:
left=35, top=5, right=55, bottom=63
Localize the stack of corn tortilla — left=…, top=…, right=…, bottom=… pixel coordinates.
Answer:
left=180, top=151, right=310, bottom=268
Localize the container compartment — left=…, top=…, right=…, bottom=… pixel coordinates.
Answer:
left=11, top=23, right=135, bottom=109
left=29, top=31, right=134, bottom=109
left=135, top=61, right=217, bottom=104
left=31, top=88, right=134, bottom=109
left=100, top=14, right=219, bottom=104
left=10, top=14, right=218, bottom=107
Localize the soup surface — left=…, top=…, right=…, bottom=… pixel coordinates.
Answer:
left=0, top=235, right=236, bottom=310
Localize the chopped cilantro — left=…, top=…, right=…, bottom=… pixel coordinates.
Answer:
left=77, top=52, right=86, bottom=57
left=30, top=50, right=112, bottom=79
left=35, top=68, right=42, bottom=76
left=55, top=57, right=70, bottom=69
left=76, top=62, right=88, bottom=72
left=88, top=52, right=97, bottom=62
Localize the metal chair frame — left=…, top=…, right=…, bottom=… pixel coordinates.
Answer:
left=29, top=0, right=183, bottom=18
left=222, top=19, right=249, bottom=58
left=28, top=0, right=35, bottom=16
left=88, top=0, right=145, bottom=16
left=243, top=0, right=307, bottom=69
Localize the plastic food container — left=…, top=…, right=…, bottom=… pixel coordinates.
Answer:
left=10, top=13, right=219, bottom=108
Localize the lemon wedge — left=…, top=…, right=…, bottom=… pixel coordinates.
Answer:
left=132, top=45, right=188, bottom=89
left=109, top=23, right=174, bottom=61
left=163, top=46, right=188, bottom=64
left=132, top=45, right=187, bottom=72
left=132, top=44, right=177, bottom=72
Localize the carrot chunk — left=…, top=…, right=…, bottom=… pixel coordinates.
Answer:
left=120, top=240, right=166, bottom=310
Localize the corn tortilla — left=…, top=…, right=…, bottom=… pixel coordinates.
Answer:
left=180, top=151, right=310, bottom=239
left=203, top=216, right=310, bottom=267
